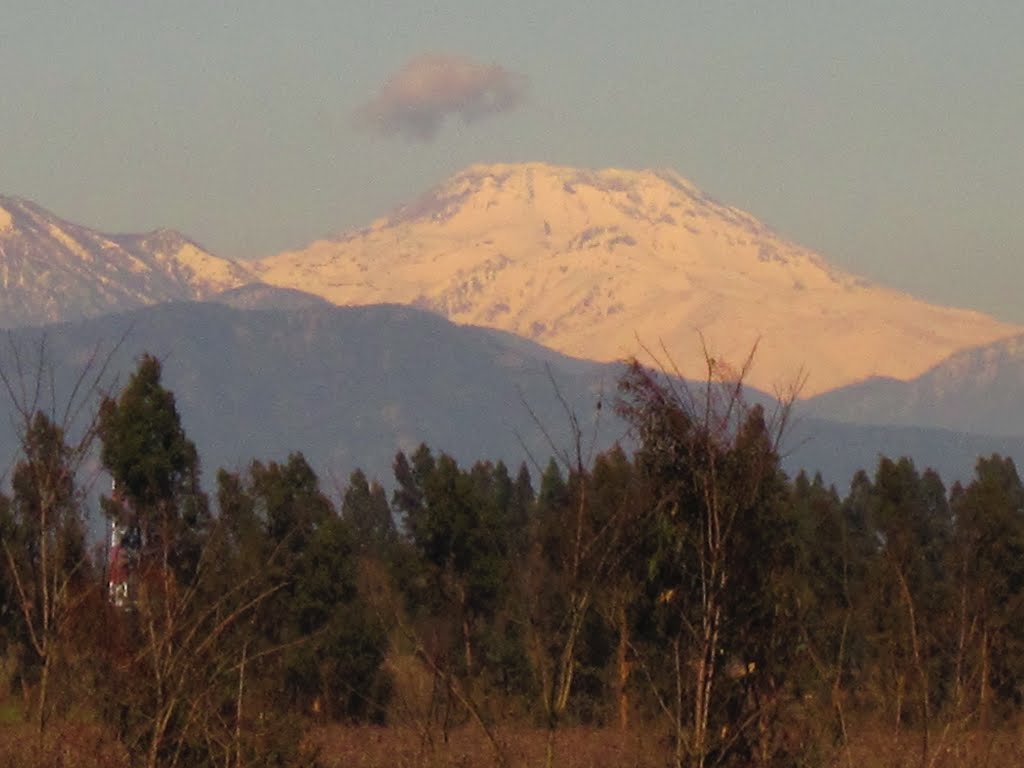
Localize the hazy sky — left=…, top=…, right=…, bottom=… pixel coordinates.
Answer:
left=2, top=2, right=1021, bottom=321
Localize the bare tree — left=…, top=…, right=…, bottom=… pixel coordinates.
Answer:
left=517, top=369, right=647, bottom=768
left=0, top=333, right=117, bottom=738
left=112, top=529, right=289, bottom=768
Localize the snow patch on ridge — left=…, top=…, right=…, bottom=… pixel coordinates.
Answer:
left=0, top=206, right=12, bottom=233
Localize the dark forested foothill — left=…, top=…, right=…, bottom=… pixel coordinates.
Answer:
left=3, top=353, right=1024, bottom=767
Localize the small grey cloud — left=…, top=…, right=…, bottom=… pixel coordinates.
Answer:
left=356, top=53, right=527, bottom=142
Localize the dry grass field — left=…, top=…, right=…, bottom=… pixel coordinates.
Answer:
left=4, top=715, right=1024, bottom=768
left=309, top=724, right=667, bottom=768
left=308, top=722, right=1024, bottom=768
left=0, top=721, right=129, bottom=768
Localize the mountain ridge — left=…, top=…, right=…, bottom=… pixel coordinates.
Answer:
left=806, top=331, right=1024, bottom=437
left=0, top=299, right=1018, bottom=495
left=0, top=195, right=253, bottom=327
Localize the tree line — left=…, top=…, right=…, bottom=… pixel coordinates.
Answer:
left=2, top=351, right=1024, bottom=767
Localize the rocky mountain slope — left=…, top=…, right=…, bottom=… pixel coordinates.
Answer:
left=806, top=332, right=1024, bottom=437
left=255, top=163, right=1020, bottom=396
left=0, top=196, right=252, bottom=327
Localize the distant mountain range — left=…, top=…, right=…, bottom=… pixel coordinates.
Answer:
left=0, top=298, right=621, bottom=490
left=2, top=165, right=1023, bottom=493
left=3, top=165, right=1020, bottom=395
left=0, top=296, right=1018, bottom=497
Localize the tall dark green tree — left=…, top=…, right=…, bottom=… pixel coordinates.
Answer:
left=98, top=353, right=208, bottom=579
left=389, top=446, right=530, bottom=762
left=399, top=450, right=512, bottom=675
left=950, top=455, right=1024, bottom=723
left=341, top=468, right=396, bottom=556
left=217, top=454, right=389, bottom=722
left=789, top=471, right=859, bottom=753
left=866, top=459, right=951, bottom=734
left=391, top=444, right=434, bottom=531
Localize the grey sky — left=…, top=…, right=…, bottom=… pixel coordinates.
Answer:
left=1, top=1, right=1021, bottom=321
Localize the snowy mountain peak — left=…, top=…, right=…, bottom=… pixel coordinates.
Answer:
left=0, top=196, right=253, bottom=328
left=354, top=161, right=847, bottom=301
left=256, top=162, right=1021, bottom=395
left=387, top=161, right=773, bottom=240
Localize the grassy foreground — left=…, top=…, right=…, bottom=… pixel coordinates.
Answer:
left=5, top=718, right=1024, bottom=768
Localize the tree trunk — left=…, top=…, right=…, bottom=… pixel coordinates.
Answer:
left=895, top=673, right=904, bottom=731
left=463, top=617, right=473, bottom=674
left=235, top=642, right=247, bottom=768
left=616, top=600, right=630, bottom=731
left=545, top=723, right=556, bottom=768
left=692, top=600, right=721, bottom=768
left=895, top=568, right=929, bottom=767
left=979, top=627, right=990, bottom=729
left=673, top=636, right=685, bottom=768
left=35, top=652, right=50, bottom=742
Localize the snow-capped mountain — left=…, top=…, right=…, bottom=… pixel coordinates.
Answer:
left=0, top=196, right=252, bottom=327
left=254, top=162, right=1020, bottom=396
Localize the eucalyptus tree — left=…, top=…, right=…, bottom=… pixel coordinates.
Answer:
left=0, top=335, right=112, bottom=738
left=950, top=455, right=1024, bottom=724
left=616, top=351, right=801, bottom=768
